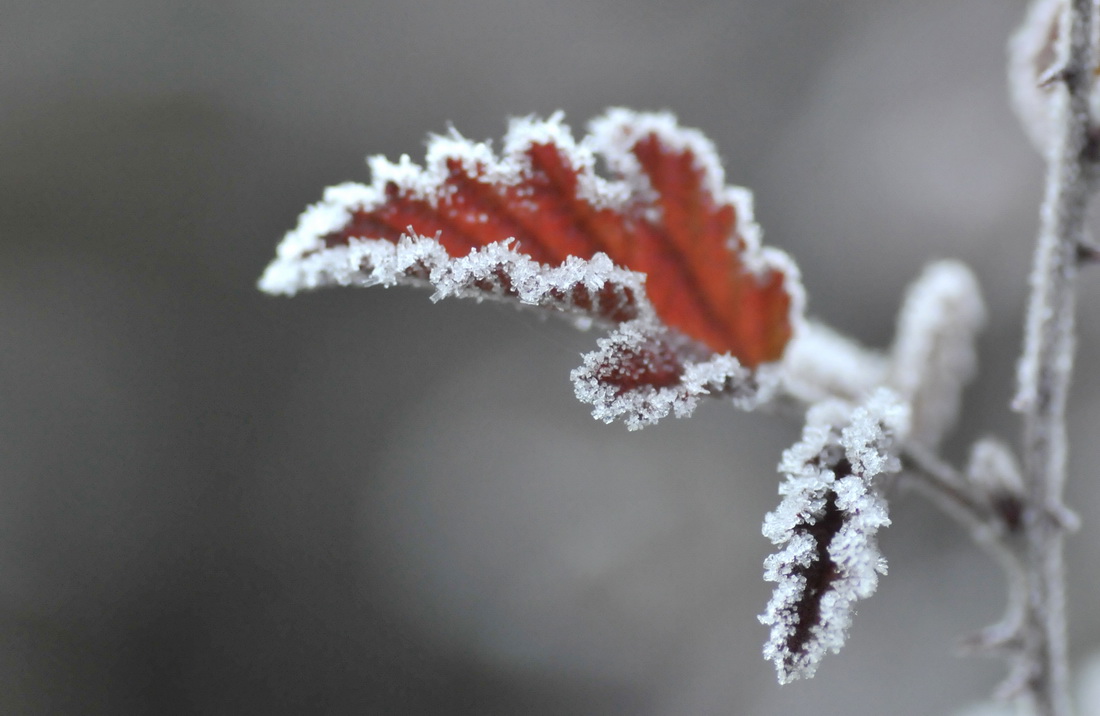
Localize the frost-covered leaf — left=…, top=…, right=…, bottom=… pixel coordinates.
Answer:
left=260, top=109, right=799, bottom=365
left=759, top=389, right=909, bottom=684
left=259, top=110, right=803, bottom=426
left=570, top=318, right=777, bottom=430
left=336, top=230, right=648, bottom=325
left=888, top=260, right=985, bottom=449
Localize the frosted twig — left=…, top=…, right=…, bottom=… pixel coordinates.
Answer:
left=1012, top=1, right=1097, bottom=713
left=900, top=445, right=994, bottom=536
left=902, top=444, right=1034, bottom=700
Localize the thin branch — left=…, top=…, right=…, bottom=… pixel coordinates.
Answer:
left=901, top=446, right=996, bottom=534
left=901, top=446, right=1031, bottom=692
left=1013, top=1, right=1096, bottom=713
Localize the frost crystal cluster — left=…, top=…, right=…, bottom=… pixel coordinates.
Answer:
left=760, top=389, right=909, bottom=683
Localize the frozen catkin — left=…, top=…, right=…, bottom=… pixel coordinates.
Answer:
left=760, top=389, right=909, bottom=683
left=888, top=261, right=985, bottom=450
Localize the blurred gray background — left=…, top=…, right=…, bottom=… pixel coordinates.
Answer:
left=6, top=0, right=1100, bottom=713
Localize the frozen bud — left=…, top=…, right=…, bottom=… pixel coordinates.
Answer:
left=1008, top=0, right=1100, bottom=155
left=966, top=438, right=1026, bottom=532
left=889, top=260, right=985, bottom=450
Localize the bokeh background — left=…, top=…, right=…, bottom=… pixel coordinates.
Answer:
left=6, top=0, right=1100, bottom=713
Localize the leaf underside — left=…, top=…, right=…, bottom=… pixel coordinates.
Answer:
left=760, top=390, right=907, bottom=682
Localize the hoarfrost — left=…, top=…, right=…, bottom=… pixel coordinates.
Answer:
left=265, top=229, right=651, bottom=327
left=261, top=109, right=798, bottom=299
left=760, top=388, right=909, bottom=684
left=570, top=319, right=773, bottom=430
left=889, top=260, right=985, bottom=449
left=587, top=109, right=732, bottom=228
left=586, top=108, right=807, bottom=299
left=780, top=321, right=889, bottom=404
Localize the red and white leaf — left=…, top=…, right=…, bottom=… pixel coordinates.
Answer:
left=260, top=109, right=803, bottom=425
left=570, top=318, right=776, bottom=430
left=342, top=230, right=647, bottom=326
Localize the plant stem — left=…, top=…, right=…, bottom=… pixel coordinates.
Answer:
left=1014, top=1, right=1095, bottom=713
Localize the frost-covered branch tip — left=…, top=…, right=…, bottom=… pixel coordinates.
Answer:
left=888, top=260, right=985, bottom=450
left=760, top=389, right=909, bottom=683
left=1009, top=0, right=1100, bottom=157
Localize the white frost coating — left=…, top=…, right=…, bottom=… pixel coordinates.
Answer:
left=840, top=387, right=910, bottom=476
left=585, top=109, right=807, bottom=324
left=260, top=110, right=804, bottom=333
left=760, top=388, right=908, bottom=684
left=569, top=319, right=764, bottom=430
left=501, top=112, right=631, bottom=209
left=588, top=108, right=728, bottom=210
left=780, top=321, right=889, bottom=404
left=309, top=232, right=655, bottom=325
left=259, top=113, right=605, bottom=296
left=258, top=182, right=378, bottom=295
left=260, top=110, right=803, bottom=428
left=888, top=260, right=985, bottom=449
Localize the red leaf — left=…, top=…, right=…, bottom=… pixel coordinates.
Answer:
left=570, top=318, right=771, bottom=429
left=261, top=110, right=800, bottom=367
left=259, top=110, right=803, bottom=427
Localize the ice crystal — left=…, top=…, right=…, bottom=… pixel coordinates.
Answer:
left=760, top=388, right=909, bottom=683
